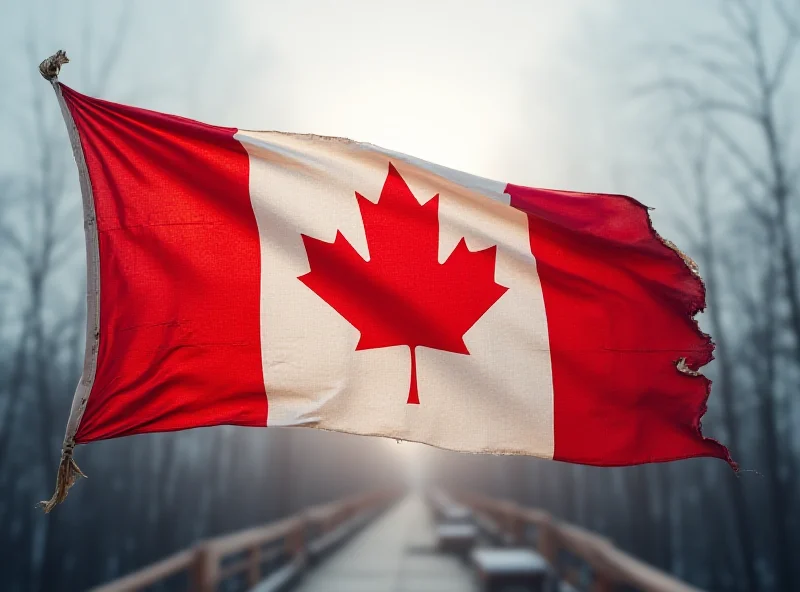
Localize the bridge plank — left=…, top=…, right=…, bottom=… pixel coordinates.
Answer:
left=292, top=495, right=477, bottom=592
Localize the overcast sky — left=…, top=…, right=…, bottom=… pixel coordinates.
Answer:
left=0, top=1, right=730, bottom=201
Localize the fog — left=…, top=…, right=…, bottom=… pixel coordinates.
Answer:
left=1, top=1, right=799, bottom=591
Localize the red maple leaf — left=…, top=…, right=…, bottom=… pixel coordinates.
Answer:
left=298, top=163, right=508, bottom=404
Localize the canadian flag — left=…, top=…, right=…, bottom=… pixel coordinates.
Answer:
left=47, top=82, right=732, bottom=504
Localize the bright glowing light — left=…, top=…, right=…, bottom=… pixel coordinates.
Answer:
left=290, top=73, right=516, bottom=180
left=385, top=439, right=428, bottom=488
left=231, top=0, right=599, bottom=189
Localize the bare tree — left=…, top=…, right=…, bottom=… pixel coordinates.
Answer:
left=640, top=2, right=800, bottom=589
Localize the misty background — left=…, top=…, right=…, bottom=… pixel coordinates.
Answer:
left=1, top=0, right=799, bottom=590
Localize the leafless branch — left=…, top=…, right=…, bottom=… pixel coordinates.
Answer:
left=773, top=0, right=800, bottom=37
left=664, top=44, right=759, bottom=103
left=769, top=33, right=798, bottom=93
left=634, top=77, right=772, bottom=188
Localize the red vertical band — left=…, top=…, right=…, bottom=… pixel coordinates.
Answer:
left=61, top=85, right=266, bottom=443
left=507, top=184, right=733, bottom=466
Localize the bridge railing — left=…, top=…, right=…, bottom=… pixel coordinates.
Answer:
left=450, top=491, right=703, bottom=592
left=90, top=489, right=397, bottom=592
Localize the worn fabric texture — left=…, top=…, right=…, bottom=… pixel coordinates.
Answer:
left=57, top=84, right=732, bottom=468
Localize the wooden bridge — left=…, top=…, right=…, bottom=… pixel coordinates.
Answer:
left=89, top=490, right=703, bottom=592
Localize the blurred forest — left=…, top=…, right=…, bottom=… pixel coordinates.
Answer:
left=1, top=1, right=799, bottom=591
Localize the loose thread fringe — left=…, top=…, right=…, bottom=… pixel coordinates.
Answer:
left=660, top=237, right=700, bottom=276
left=38, top=450, right=86, bottom=513
left=39, top=50, right=69, bottom=81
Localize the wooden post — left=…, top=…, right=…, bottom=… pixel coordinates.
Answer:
left=285, top=520, right=306, bottom=559
left=511, top=513, right=526, bottom=546
left=591, top=572, right=615, bottom=592
left=190, top=544, right=218, bottom=592
left=247, top=544, right=261, bottom=587
left=537, top=517, right=558, bottom=565
left=500, top=502, right=526, bottom=546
